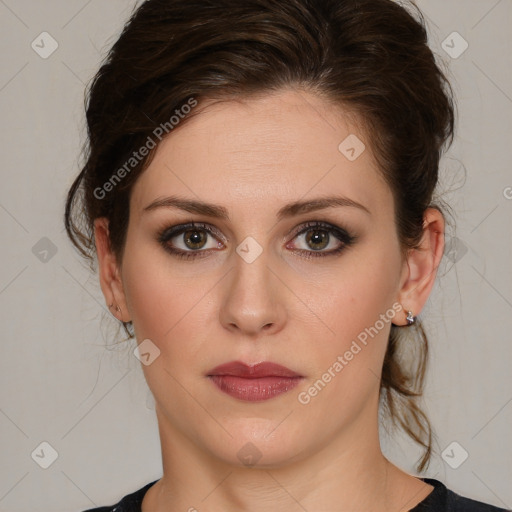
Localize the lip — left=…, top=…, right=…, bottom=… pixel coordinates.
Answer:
left=207, top=361, right=303, bottom=402
left=207, top=361, right=302, bottom=378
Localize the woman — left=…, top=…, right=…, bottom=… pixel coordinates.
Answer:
left=65, top=0, right=509, bottom=510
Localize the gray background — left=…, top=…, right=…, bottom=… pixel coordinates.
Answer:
left=0, top=0, right=511, bottom=510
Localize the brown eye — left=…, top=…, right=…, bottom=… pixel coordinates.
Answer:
left=305, top=229, right=330, bottom=251
left=158, top=222, right=225, bottom=260
left=183, top=229, right=208, bottom=249
left=286, top=221, right=357, bottom=258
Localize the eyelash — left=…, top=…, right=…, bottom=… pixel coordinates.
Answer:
left=157, top=221, right=357, bottom=261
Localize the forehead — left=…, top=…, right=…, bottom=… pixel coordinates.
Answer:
left=130, top=89, right=392, bottom=219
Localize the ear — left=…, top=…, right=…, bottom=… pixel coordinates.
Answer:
left=393, top=208, right=445, bottom=326
left=94, top=217, right=131, bottom=322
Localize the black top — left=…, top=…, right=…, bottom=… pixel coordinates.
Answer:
left=82, top=477, right=510, bottom=511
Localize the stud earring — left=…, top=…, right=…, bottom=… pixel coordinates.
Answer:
left=406, top=310, right=415, bottom=326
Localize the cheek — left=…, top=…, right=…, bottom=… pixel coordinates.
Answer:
left=121, top=244, right=218, bottom=363
left=305, top=242, right=401, bottom=394
left=120, top=228, right=182, bottom=336
left=316, top=244, right=400, bottom=342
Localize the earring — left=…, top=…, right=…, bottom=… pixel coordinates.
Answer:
left=108, top=303, right=121, bottom=313
left=406, top=310, right=415, bottom=326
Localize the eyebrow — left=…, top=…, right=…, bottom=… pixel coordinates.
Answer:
left=143, top=194, right=371, bottom=220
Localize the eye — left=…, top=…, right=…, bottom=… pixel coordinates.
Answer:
left=286, top=221, right=356, bottom=258
left=158, top=222, right=225, bottom=260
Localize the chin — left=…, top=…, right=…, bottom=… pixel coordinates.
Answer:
left=210, top=419, right=309, bottom=469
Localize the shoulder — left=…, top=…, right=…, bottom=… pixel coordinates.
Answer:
left=80, top=480, right=158, bottom=512
left=414, top=478, right=510, bottom=512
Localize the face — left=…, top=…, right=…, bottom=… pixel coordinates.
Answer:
left=112, top=89, right=410, bottom=467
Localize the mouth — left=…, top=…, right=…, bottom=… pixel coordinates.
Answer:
left=207, top=361, right=304, bottom=402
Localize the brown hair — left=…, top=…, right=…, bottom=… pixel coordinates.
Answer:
left=64, top=0, right=455, bottom=472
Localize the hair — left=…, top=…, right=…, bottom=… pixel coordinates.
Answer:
left=64, top=0, right=455, bottom=473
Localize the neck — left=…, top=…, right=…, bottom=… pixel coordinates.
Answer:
left=143, top=394, right=426, bottom=512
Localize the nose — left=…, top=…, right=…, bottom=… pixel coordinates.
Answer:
left=219, top=248, right=287, bottom=337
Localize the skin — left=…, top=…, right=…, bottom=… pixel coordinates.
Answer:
left=94, top=89, right=444, bottom=511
